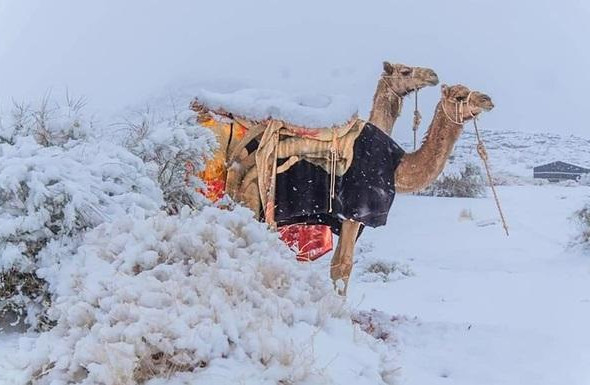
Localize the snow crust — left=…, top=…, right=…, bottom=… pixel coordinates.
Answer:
left=194, top=88, right=358, bottom=128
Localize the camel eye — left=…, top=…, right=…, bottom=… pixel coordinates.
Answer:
left=456, top=95, right=467, bottom=102
left=400, top=68, right=412, bottom=76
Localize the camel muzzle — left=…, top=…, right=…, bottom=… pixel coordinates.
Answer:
left=425, top=70, right=439, bottom=86
left=472, top=92, right=495, bottom=111
left=414, top=67, right=439, bottom=86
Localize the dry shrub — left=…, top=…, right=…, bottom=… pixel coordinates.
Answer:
left=120, top=106, right=216, bottom=213
left=0, top=96, right=162, bottom=330
left=574, top=205, right=590, bottom=245
left=419, top=162, right=486, bottom=198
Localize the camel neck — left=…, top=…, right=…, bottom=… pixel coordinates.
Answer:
left=368, top=78, right=402, bottom=136
left=394, top=101, right=464, bottom=193
left=419, top=101, right=463, bottom=158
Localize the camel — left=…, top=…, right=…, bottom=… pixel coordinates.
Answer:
left=369, top=62, right=438, bottom=136
left=192, top=61, right=439, bottom=213
left=191, top=80, right=494, bottom=296
left=330, top=84, right=494, bottom=294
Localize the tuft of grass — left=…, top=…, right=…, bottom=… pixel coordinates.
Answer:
left=362, top=260, right=414, bottom=283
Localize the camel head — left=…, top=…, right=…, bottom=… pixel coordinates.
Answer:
left=440, top=84, right=494, bottom=124
left=394, top=84, right=494, bottom=194
left=381, top=61, right=439, bottom=96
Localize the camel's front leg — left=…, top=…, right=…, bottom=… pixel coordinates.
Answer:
left=330, top=220, right=362, bottom=296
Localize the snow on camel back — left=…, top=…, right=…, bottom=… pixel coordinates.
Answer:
left=192, top=88, right=358, bottom=129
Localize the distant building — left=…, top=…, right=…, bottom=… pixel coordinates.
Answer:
left=533, top=161, right=590, bottom=182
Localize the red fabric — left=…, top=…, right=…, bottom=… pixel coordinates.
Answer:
left=279, top=224, right=333, bottom=261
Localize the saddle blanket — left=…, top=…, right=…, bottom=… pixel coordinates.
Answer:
left=274, top=123, right=405, bottom=235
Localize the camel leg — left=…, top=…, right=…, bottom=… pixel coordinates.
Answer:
left=330, top=220, right=362, bottom=296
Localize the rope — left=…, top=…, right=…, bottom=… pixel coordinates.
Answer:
left=439, top=92, right=509, bottom=236
left=472, top=117, right=509, bottom=236
left=329, top=127, right=339, bottom=213
left=382, top=72, right=423, bottom=147
left=440, top=99, right=465, bottom=125
left=260, top=120, right=282, bottom=230
left=440, top=91, right=474, bottom=125
left=226, top=122, right=234, bottom=160
left=381, top=77, right=403, bottom=117
left=412, top=89, right=421, bottom=151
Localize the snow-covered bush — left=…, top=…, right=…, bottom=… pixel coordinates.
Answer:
left=577, top=173, right=590, bottom=186
left=0, top=95, right=95, bottom=147
left=12, top=206, right=396, bottom=385
left=419, top=162, right=486, bottom=198
left=0, top=100, right=163, bottom=330
left=121, top=107, right=217, bottom=213
left=573, top=204, right=590, bottom=246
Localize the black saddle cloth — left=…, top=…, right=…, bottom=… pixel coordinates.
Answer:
left=273, top=122, right=405, bottom=235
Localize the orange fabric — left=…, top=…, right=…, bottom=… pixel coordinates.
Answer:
left=190, top=116, right=333, bottom=261
left=189, top=117, right=247, bottom=201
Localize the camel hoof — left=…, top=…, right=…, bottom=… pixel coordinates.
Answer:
left=333, top=279, right=348, bottom=296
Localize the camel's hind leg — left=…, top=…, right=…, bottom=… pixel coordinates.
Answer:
left=330, top=220, right=362, bottom=296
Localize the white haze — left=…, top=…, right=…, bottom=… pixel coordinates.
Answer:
left=0, top=0, right=589, bottom=141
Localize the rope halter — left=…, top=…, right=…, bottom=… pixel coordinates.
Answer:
left=440, top=90, right=476, bottom=125
left=412, top=88, right=421, bottom=150
left=381, top=68, right=416, bottom=117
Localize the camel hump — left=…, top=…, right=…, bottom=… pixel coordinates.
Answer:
left=192, top=88, right=358, bottom=129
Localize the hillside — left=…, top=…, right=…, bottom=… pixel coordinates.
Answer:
left=398, top=129, right=590, bottom=183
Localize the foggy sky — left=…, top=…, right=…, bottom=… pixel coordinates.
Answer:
left=1, top=0, right=589, bottom=141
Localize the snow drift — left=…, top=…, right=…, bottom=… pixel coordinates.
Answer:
left=0, top=92, right=397, bottom=385
left=10, top=206, right=397, bottom=385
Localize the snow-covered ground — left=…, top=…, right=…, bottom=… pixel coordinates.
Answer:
left=1, top=87, right=589, bottom=384
left=344, top=185, right=590, bottom=385
left=450, top=130, right=590, bottom=181
left=3, top=183, right=588, bottom=384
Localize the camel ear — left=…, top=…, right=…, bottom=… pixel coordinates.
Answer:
left=441, top=84, right=450, bottom=97
left=383, top=61, right=394, bottom=75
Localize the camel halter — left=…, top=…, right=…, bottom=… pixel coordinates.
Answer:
left=381, top=68, right=417, bottom=117
left=412, top=89, right=421, bottom=151
left=381, top=76, right=404, bottom=117
left=440, top=91, right=474, bottom=125
left=382, top=69, right=423, bottom=149
left=440, top=92, right=509, bottom=237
